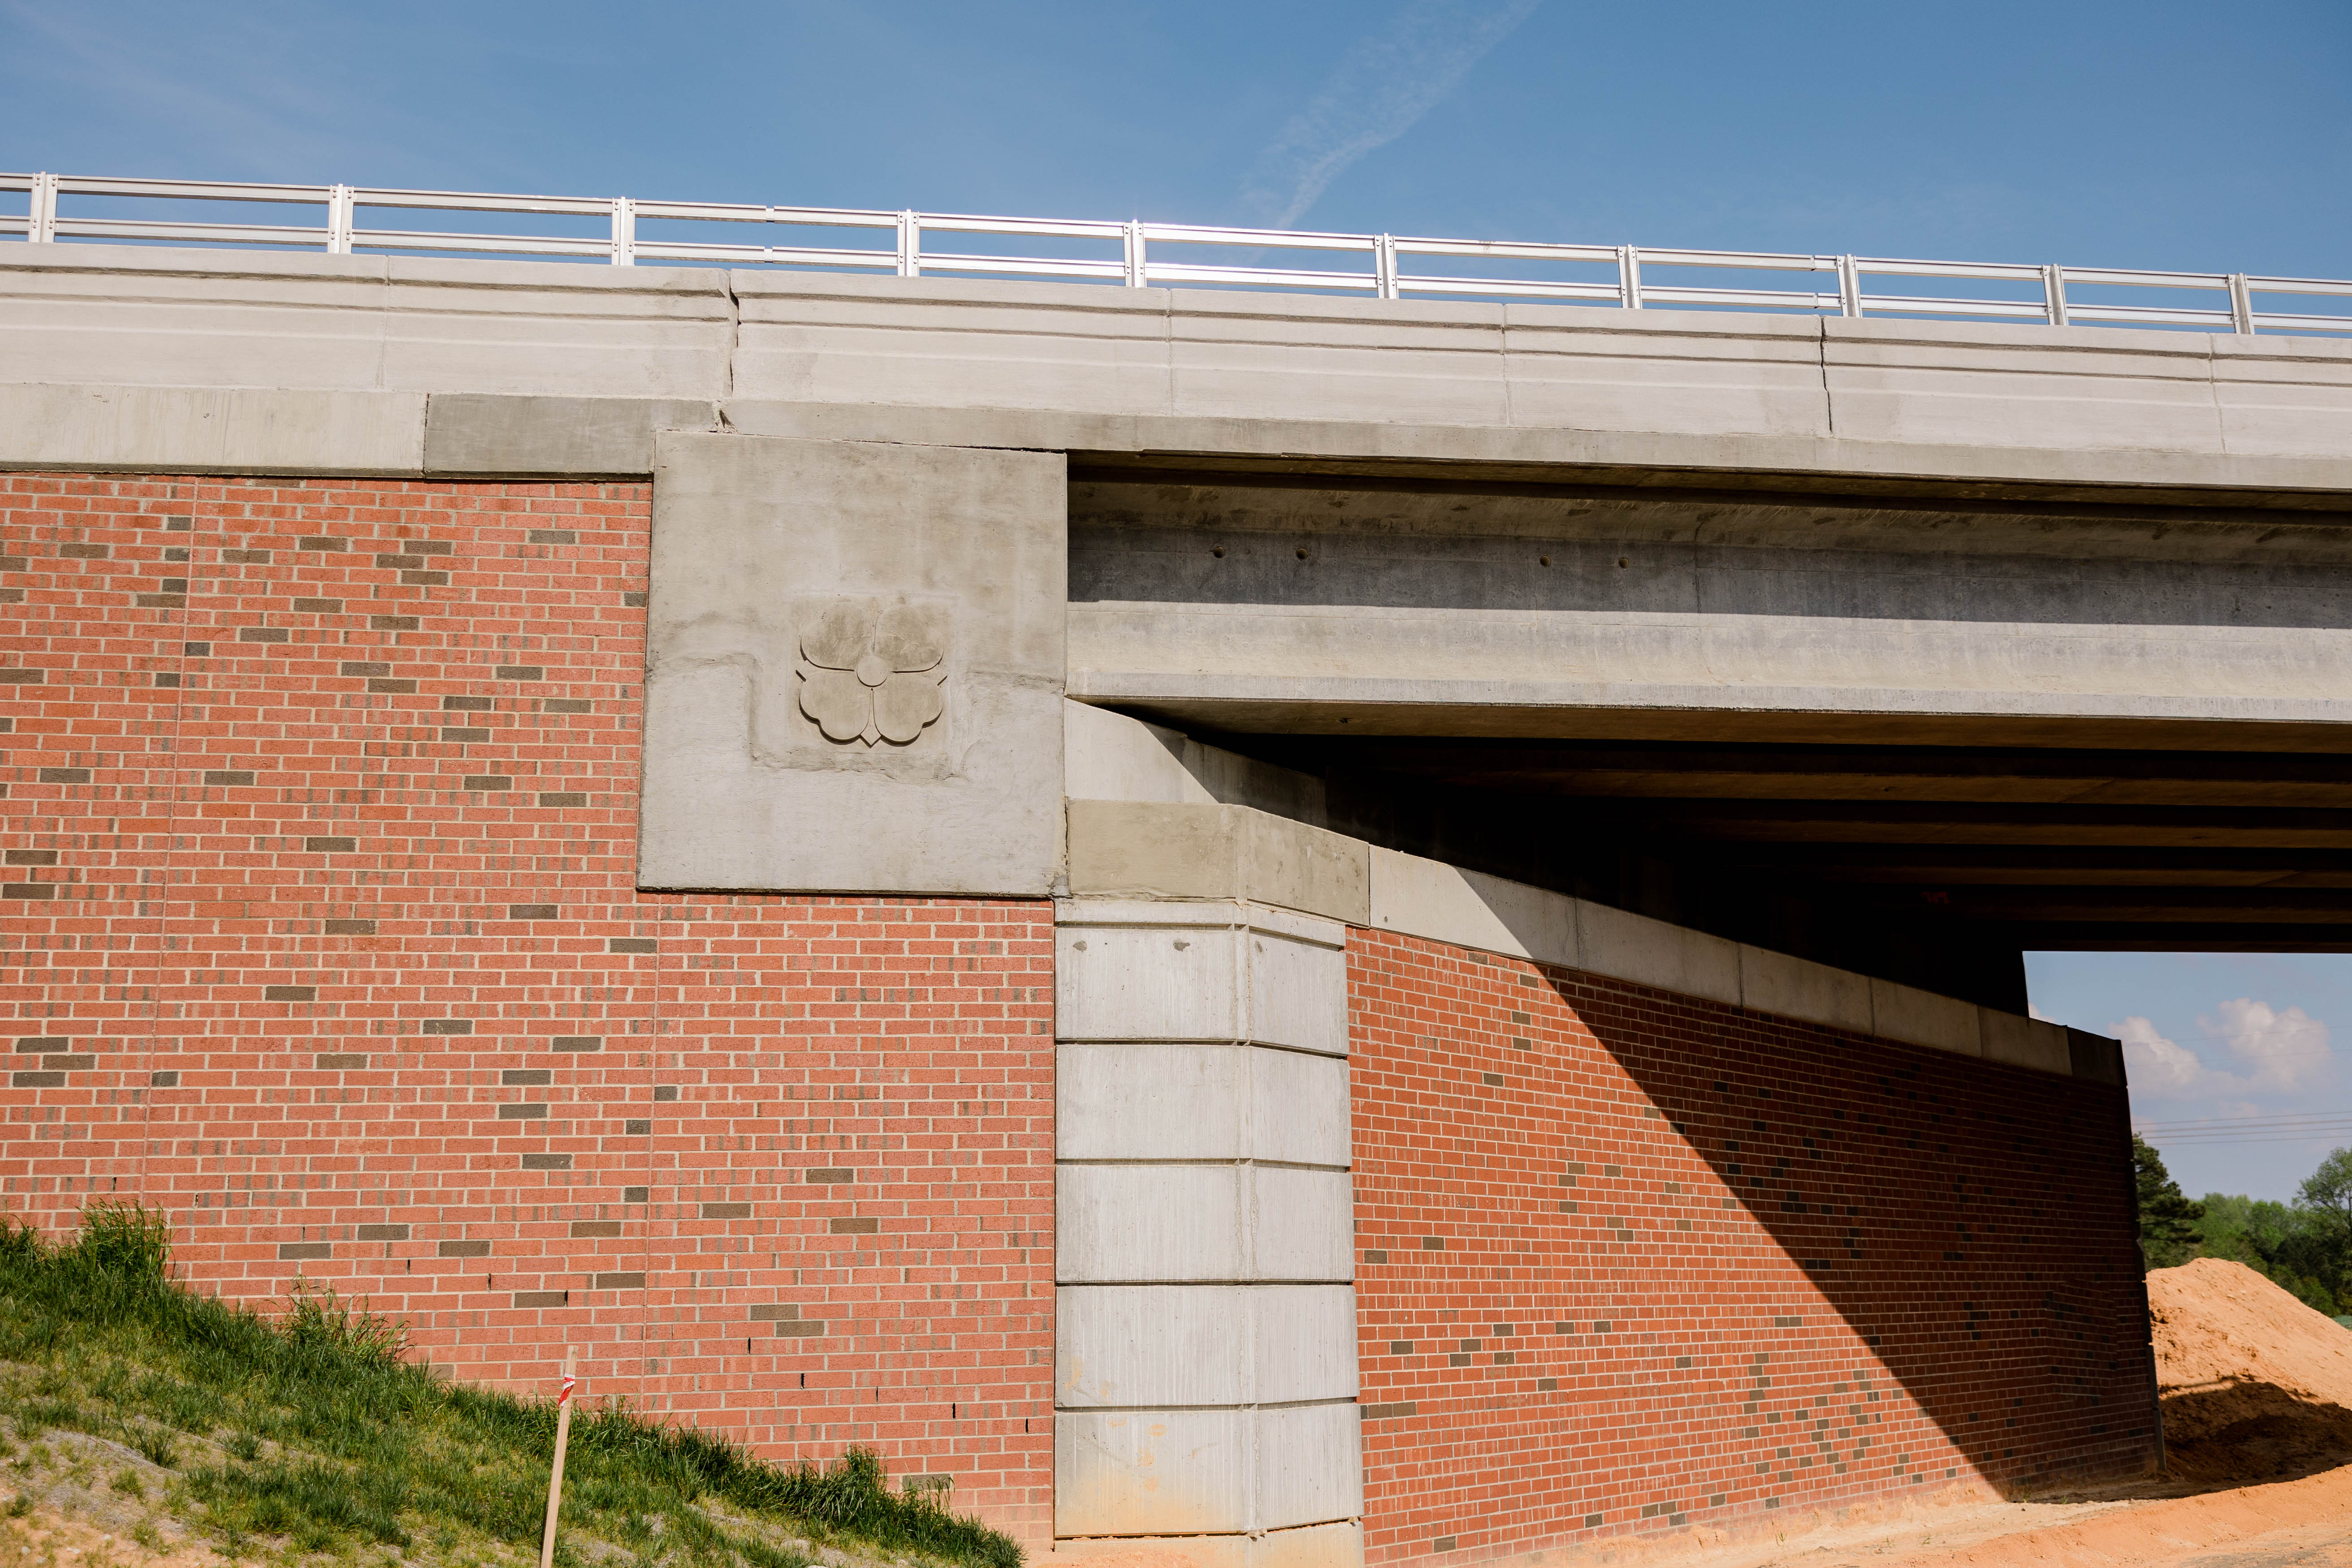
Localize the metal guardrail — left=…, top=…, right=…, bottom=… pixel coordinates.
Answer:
left=4, top=171, right=2350, bottom=336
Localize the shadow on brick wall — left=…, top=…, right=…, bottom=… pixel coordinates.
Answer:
left=1565, top=970, right=2160, bottom=1499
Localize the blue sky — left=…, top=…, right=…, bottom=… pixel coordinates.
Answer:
left=5, top=0, right=2349, bottom=275
left=2028, top=955, right=2352, bottom=1205
left=7, top=0, right=2351, bottom=1199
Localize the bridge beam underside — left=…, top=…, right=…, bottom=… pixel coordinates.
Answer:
left=1067, top=470, right=2352, bottom=966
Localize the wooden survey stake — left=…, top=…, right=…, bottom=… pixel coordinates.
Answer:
left=539, top=1351, right=576, bottom=1568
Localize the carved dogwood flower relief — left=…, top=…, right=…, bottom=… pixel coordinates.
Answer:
left=796, top=599, right=949, bottom=746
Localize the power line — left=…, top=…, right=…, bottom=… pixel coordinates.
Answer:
left=2140, top=1125, right=2352, bottom=1139
left=2136, top=1120, right=2352, bottom=1148
left=2137, top=1120, right=2352, bottom=1134
left=2145, top=1105, right=2352, bottom=1128
left=2134, top=1108, right=2352, bottom=1150
left=2141, top=1131, right=2352, bottom=1147
left=2144, top=1125, right=2352, bottom=1136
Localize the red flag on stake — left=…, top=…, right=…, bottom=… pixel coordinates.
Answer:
left=539, top=1351, right=576, bottom=1568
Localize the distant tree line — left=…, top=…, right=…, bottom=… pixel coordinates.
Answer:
left=2135, top=1135, right=2352, bottom=1314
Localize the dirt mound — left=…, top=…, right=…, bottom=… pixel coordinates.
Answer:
left=1883, top=1460, right=2352, bottom=1568
left=2148, top=1255, right=2352, bottom=1482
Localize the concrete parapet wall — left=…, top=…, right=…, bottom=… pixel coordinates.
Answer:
left=0, top=246, right=734, bottom=397
left=9, top=247, right=2352, bottom=495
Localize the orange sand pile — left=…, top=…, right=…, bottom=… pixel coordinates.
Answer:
left=2146, top=1256, right=2352, bottom=1480
left=1887, top=1460, right=2352, bottom=1567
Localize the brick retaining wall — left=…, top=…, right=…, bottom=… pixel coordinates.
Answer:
left=1349, top=926, right=2151, bottom=1564
left=0, top=473, right=1054, bottom=1540
left=1, top=469, right=2157, bottom=1559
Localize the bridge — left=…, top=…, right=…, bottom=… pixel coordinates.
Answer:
left=5, top=178, right=2351, bottom=1566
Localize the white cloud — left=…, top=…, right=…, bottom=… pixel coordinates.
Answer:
left=1241, top=0, right=1541, bottom=228
left=2112, top=999, right=2332, bottom=1101
left=2202, top=997, right=2331, bottom=1092
left=2115, top=1016, right=2208, bottom=1098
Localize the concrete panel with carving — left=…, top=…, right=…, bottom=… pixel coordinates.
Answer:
left=639, top=431, right=1066, bottom=893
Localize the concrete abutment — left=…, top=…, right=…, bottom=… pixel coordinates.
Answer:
left=9, top=241, right=2308, bottom=1562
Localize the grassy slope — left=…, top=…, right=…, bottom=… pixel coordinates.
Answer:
left=0, top=1206, right=1020, bottom=1568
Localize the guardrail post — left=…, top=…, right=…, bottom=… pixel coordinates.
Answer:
left=8, top=173, right=2326, bottom=345
left=609, top=198, right=636, bottom=266
left=27, top=173, right=57, bottom=243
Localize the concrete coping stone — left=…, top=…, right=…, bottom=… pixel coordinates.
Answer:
left=1053, top=896, right=1346, bottom=950
left=1869, top=976, right=1983, bottom=1058
left=1982, top=1005, right=2074, bottom=1075
left=1065, top=795, right=2108, bottom=1081
left=1373, top=837, right=2092, bottom=1076
left=1065, top=799, right=1370, bottom=927
left=2067, top=1027, right=2127, bottom=1085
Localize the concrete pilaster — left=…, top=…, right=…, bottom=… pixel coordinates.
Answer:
left=1053, top=898, right=1362, bottom=1568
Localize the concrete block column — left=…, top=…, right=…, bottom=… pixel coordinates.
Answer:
left=1055, top=898, right=1362, bottom=1568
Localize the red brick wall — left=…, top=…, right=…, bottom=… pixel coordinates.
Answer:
left=1349, top=927, right=2150, bottom=1564
left=0, top=473, right=1054, bottom=1540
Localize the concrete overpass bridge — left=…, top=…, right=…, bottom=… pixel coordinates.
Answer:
left=4, top=182, right=2352, bottom=1566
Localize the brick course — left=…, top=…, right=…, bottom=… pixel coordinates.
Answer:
left=1349, top=927, right=2150, bottom=1564
left=0, top=474, right=1053, bottom=1540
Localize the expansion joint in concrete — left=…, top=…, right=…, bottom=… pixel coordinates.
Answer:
left=1064, top=1399, right=1361, bottom=1415
left=1055, top=1158, right=1349, bottom=1173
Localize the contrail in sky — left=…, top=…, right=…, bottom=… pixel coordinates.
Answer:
left=1242, top=0, right=1542, bottom=229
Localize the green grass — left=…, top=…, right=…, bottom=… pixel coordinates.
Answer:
left=0, top=1203, right=1021, bottom=1568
